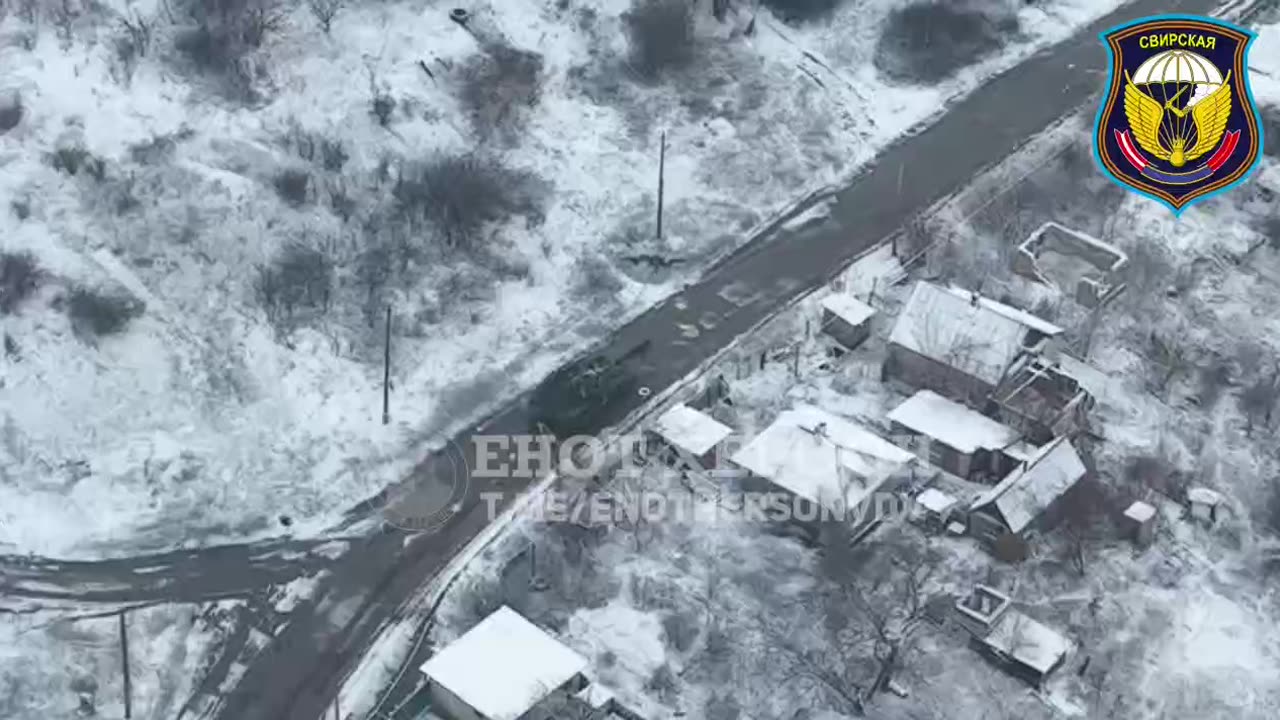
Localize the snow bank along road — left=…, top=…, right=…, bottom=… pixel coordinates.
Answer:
left=196, top=0, right=1236, bottom=716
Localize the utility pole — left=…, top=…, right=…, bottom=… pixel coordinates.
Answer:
left=657, top=131, right=666, bottom=240
left=382, top=305, right=392, bottom=425
left=119, top=612, right=132, bottom=719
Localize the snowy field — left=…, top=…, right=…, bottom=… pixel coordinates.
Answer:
left=0, top=601, right=240, bottom=719
left=0, top=0, right=1132, bottom=558
left=421, top=19, right=1280, bottom=720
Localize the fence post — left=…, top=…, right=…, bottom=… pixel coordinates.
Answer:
left=119, top=612, right=132, bottom=719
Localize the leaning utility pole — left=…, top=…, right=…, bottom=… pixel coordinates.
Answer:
left=382, top=306, right=392, bottom=425
left=657, top=131, right=666, bottom=240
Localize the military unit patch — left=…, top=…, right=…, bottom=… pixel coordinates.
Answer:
left=1094, top=15, right=1264, bottom=213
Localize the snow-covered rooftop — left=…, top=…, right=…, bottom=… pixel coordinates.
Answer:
left=981, top=609, right=1071, bottom=676
left=1124, top=500, right=1156, bottom=523
left=887, top=389, right=1022, bottom=454
left=730, top=404, right=915, bottom=511
left=651, top=404, right=733, bottom=458
left=1188, top=487, right=1225, bottom=506
left=971, top=436, right=1086, bottom=533
left=889, top=282, right=1062, bottom=385
left=821, top=293, right=876, bottom=326
left=420, top=606, right=588, bottom=720
left=916, top=487, right=958, bottom=514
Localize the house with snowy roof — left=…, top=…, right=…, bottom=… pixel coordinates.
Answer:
left=730, top=404, right=917, bottom=543
left=887, top=389, right=1035, bottom=482
left=419, top=606, right=628, bottom=720
left=884, top=282, right=1064, bottom=407
left=967, top=437, right=1088, bottom=555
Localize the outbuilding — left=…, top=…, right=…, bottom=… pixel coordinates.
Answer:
left=1187, top=487, right=1225, bottom=524
left=820, top=293, right=876, bottom=351
left=648, top=403, right=733, bottom=470
left=1123, top=500, right=1158, bottom=547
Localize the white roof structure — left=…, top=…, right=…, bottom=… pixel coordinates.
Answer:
left=652, top=404, right=733, bottom=458
left=888, top=282, right=1063, bottom=385
left=574, top=683, right=615, bottom=710
left=420, top=606, right=588, bottom=720
left=916, top=487, right=958, bottom=514
left=887, top=390, right=1022, bottom=454
left=1124, top=500, right=1156, bottom=523
left=971, top=437, right=1087, bottom=534
left=981, top=609, right=1071, bottom=676
left=730, top=404, right=915, bottom=511
left=821, top=293, right=876, bottom=326
left=1188, top=487, right=1224, bottom=506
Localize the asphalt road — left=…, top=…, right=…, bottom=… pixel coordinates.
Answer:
left=0, top=539, right=341, bottom=605
left=209, top=0, right=1228, bottom=717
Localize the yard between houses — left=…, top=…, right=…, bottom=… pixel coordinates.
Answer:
left=421, top=19, right=1280, bottom=720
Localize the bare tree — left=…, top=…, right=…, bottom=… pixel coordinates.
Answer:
left=1240, top=373, right=1280, bottom=434
left=308, top=0, right=342, bottom=34
left=767, top=538, right=936, bottom=714
left=1146, top=331, right=1190, bottom=397
left=1058, top=476, right=1109, bottom=576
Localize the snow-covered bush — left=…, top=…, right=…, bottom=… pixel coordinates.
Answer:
left=0, top=252, right=42, bottom=315
left=0, top=93, right=22, bottom=133
left=624, top=0, right=695, bottom=80
left=273, top=168, right=311, bottom=207
left=67, top=287, right=143, bottom=338
left=254, top=243, right=333, bottom=326
left=874, top=1, right=1019, bottom=84
left=760, top=0, right=842, bottom=23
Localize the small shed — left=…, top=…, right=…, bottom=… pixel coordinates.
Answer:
left=649, top=403, right=733, bottom=469
left=913, top=487, right=959, bottom=530
left=968, top=436, right=1088, bottom=553
left=1187, top=487, right=1225, bottom=524
left=887, top=389, right=1028, bottom=481
left=1123, top=500, right=1157, bottom=547
left=820, top=294, right=876, bottom=350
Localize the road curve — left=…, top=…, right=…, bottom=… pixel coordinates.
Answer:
left=211, top=0, right=1230, bottom=717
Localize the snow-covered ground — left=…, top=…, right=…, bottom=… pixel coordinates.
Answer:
left=420, top=19, right=1280, bottom=720
left=0, top=601, right=240, bottom=719
left=0, top=0, right=1132, bottom=558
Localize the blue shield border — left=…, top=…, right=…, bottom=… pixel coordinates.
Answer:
left=1092, top=14, right=1265, bottom=215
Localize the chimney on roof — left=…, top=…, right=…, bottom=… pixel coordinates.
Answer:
left=970, top=290, right=980, bottom=307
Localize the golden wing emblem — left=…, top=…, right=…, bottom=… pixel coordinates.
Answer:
left=1185, top=71, right=1233, bottom=161
left=1123, top=71, right=1170, bottom=161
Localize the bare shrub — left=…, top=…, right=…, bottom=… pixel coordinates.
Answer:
left=645, top=663, right=680, bottom=704
left=661, top=609, right=700, bottom=653
left=51, top=0, right=79, bottom=49
left=254, top=244, right=334, bottom=324
left=1124, top=451, right=1183, bottom=500
left=48, top=145, right=105, bottom=180
left=175, top=0, right=281, bottom=99
left=285, top=125, right=348, bottom=172
left=307, top=0, right=342, bottom=34
left=1, top=252, right=43, bottom=314
left=1239, top=376, right=1280, bottom=433
left=457, top=44, right=544, bottom=139
left=112, top=13, right=154, bottom=84
left=875, top=1, right=1017, bottom=84
left=572, top=253, right=623, bottom=300
left=1196, top=355, right=1233, bottom=408
left=1145, top=331, right=1190, bottom=396
left=0, top=93, right=23, bottom=133
left=394, top=154, right=540, bottom=250
left=67, top=288, right=143, bottom=338
left=273, top=168, right=311, bottom=206
left=370, top=92, right=395, bottom=126
left=1261, top=105, right=1280, bottom=158
left=704, top=693, right=742, bottom=720
left=624, top=0, right=695, bottom=80
left=760, top=0, right=841, bottom=23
